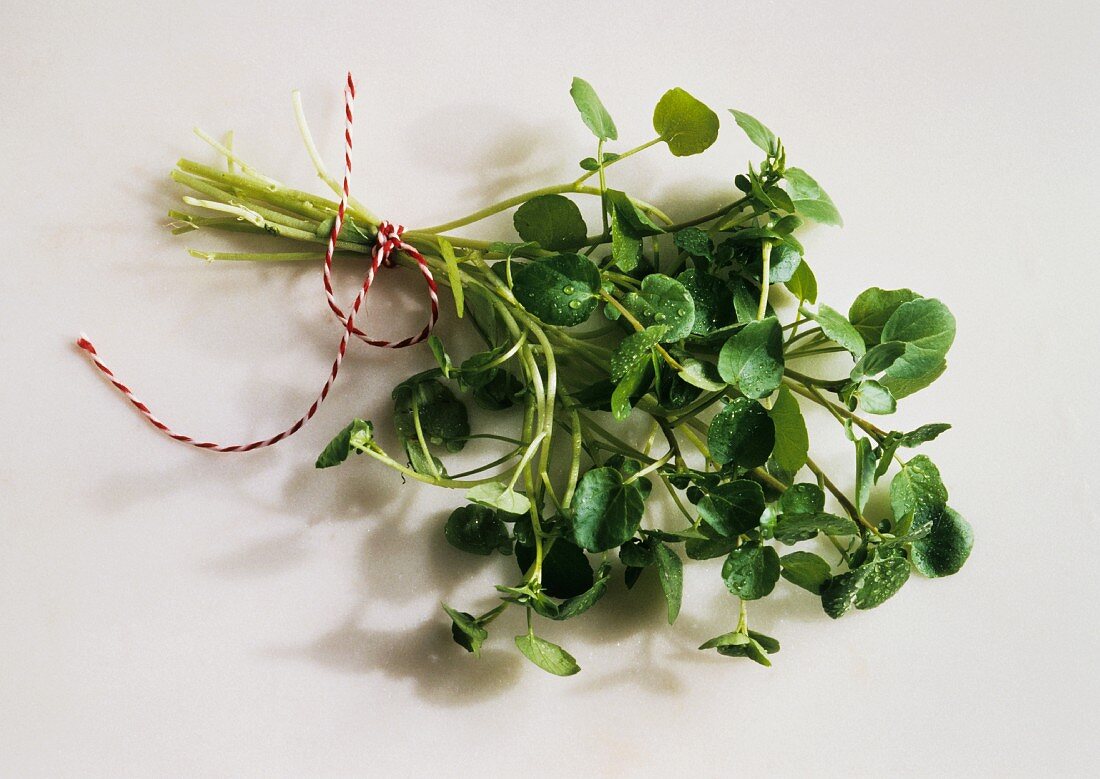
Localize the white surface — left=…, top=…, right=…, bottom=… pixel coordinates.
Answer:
left=2, top=1, right=1099, bottom=776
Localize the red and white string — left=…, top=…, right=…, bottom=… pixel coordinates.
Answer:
left=77, top=72, right=439, bottom=452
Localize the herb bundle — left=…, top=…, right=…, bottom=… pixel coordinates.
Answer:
left=169, top=78, right=972, bottom=675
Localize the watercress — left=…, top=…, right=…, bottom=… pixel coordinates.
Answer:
left=171, top=79, right=972, bottom=675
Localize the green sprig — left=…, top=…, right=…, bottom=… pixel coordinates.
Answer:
left=171, top=76, right=972, bottom=676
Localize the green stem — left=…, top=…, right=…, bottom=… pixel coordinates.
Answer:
left=757, top=241, right=773, bottom=320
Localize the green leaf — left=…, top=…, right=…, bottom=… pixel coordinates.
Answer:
left=315, top=419, right=373, bottom=468
left=512, top=253, right=601, bottom=327
left=718, top=316, right=784, bottom=398
left=728, top=109, right=778, bottom=155
left=514, top=633, right=581, bottom=676
left=784, top=257, right=818, bottom=304
left=722, top=542, right=781, bottom=600
left=894, top=423, right=952, bottom=448
left=609, top=207, right=642, bottom=272
left=779, top=482, right=825, bottom=514
left=879, top=351, right=947, bottom=399
left=442, top=604, right=488, bottom=656
left=673, top=227, right=713, bottom=260
left=851, top=341, right=907, bottom=381
left=579, top=152, right=621, bottom=170
left=610, top=326, right=665, bottom=381
left=769, top=385, right=808, bottom=474
left=393, top=379, right=469, bottom=453
left=855, top=438, right=877, bottom=513
left=848, top=379, right=897, bottom=415
left=849, top=287, right=919, bottom=347
left=677, top=357, right=726, bottom=391
left=715, top=636, right=775, bottom=666
left=699, top=631, right=751, bottom=650
left=685, top=523, right=738, bottom=560
left=437, top=236, right=463, bottom=318
left=782, top=167, right=842, bottom=226
left=773, top=512, right=859, bottom=544
left=618, top=537, right=657, bottom=568
left=654, top=543, right=684, bottom=624
left=677, top=269, right=734, bottom=336
left=653, top=87, right=720, bottom=156
left=472, top=372, right=525, bottom=411
left=516, top=538, right=594, bottom=599
left=804, top=304, right=866, bottom=359
left=911, top=506, right=973, bottom=578
left=746, top=629, right=780, bottom=654
left=466, top=481, right=531, bottom=516
left=853, top=551, right=910, bottom=609
left=570, top=467, right=647, bottom=552
left=890, top=455, right=948, bottom=536
left=881, top=298, right=956, bottom=357
left=767, top=244, right=802, bottom=284
left=825, top=548, right=912, bottom=618
left=610, top=359, right=652, bottom=421
left=531, top=561, right=611, bottom=620
left=569, top=76, right=617, bottom=141
left=780, top=551, right=832, bottom=594
left=623, top=274, right=696, bottom=342
left=444, top=504, right=511, bottom=556
left=708, top=398, right=776, bottom=468
left=606, top=189, right=665, bottom=236
left=698, top=480, right=766, bottom=538
left=427, top=334, right=454, bottom=378
left=513, top=194, right=587, bottom=251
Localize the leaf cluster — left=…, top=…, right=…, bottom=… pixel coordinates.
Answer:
left=171, top=76, right=972, bottom=676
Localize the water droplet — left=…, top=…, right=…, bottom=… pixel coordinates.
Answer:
left=655, top=312, right=666, bottom=322
left=568, top=300, right=581, bottom=309
left=430, top=436, right=443, bottom=445
left=677, top=308, right=687, bottom=317
left=563, top=285, right=575, bottom=295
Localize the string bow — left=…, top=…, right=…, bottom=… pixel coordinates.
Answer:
left=77, top=72, right=439, bottom=452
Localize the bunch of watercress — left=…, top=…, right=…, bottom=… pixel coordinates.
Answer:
left=170, top=78, right=972, bottom=675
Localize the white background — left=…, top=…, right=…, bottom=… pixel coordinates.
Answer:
left=2, top=1, right=1098, bottom=776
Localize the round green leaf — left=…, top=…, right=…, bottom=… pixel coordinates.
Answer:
left=708, top=398, right=775, bottom=468
left=653, top=87, right=720, bottom=156
left=911, top=505, right=973, bottom=578
left=677, top=269, right=733, bottom=336
left=512, top=253, right=601, bottom=326
left=780, top=551, right=832, bottom=594
left=882, top=297, right=956, bottom=355
left=697, top=480, right=766, bottom=537
left=513, top=194, right=588, bottom=251
left=779, top=483, right=826, bottom=515
left=393, top=379, right=469, bottom=453
left=722, top=542, right=780, bottom=600
left=718, top=317, right=784, bottom=399
left=848, top=287, right=919, bottom=347
left=570, top=467, right=647, bottom=552
left=623, top=274, right=696, bottom=342
left=444, top=505, right=510, bottom=555
left=516, top=537, right=594, bottom=599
